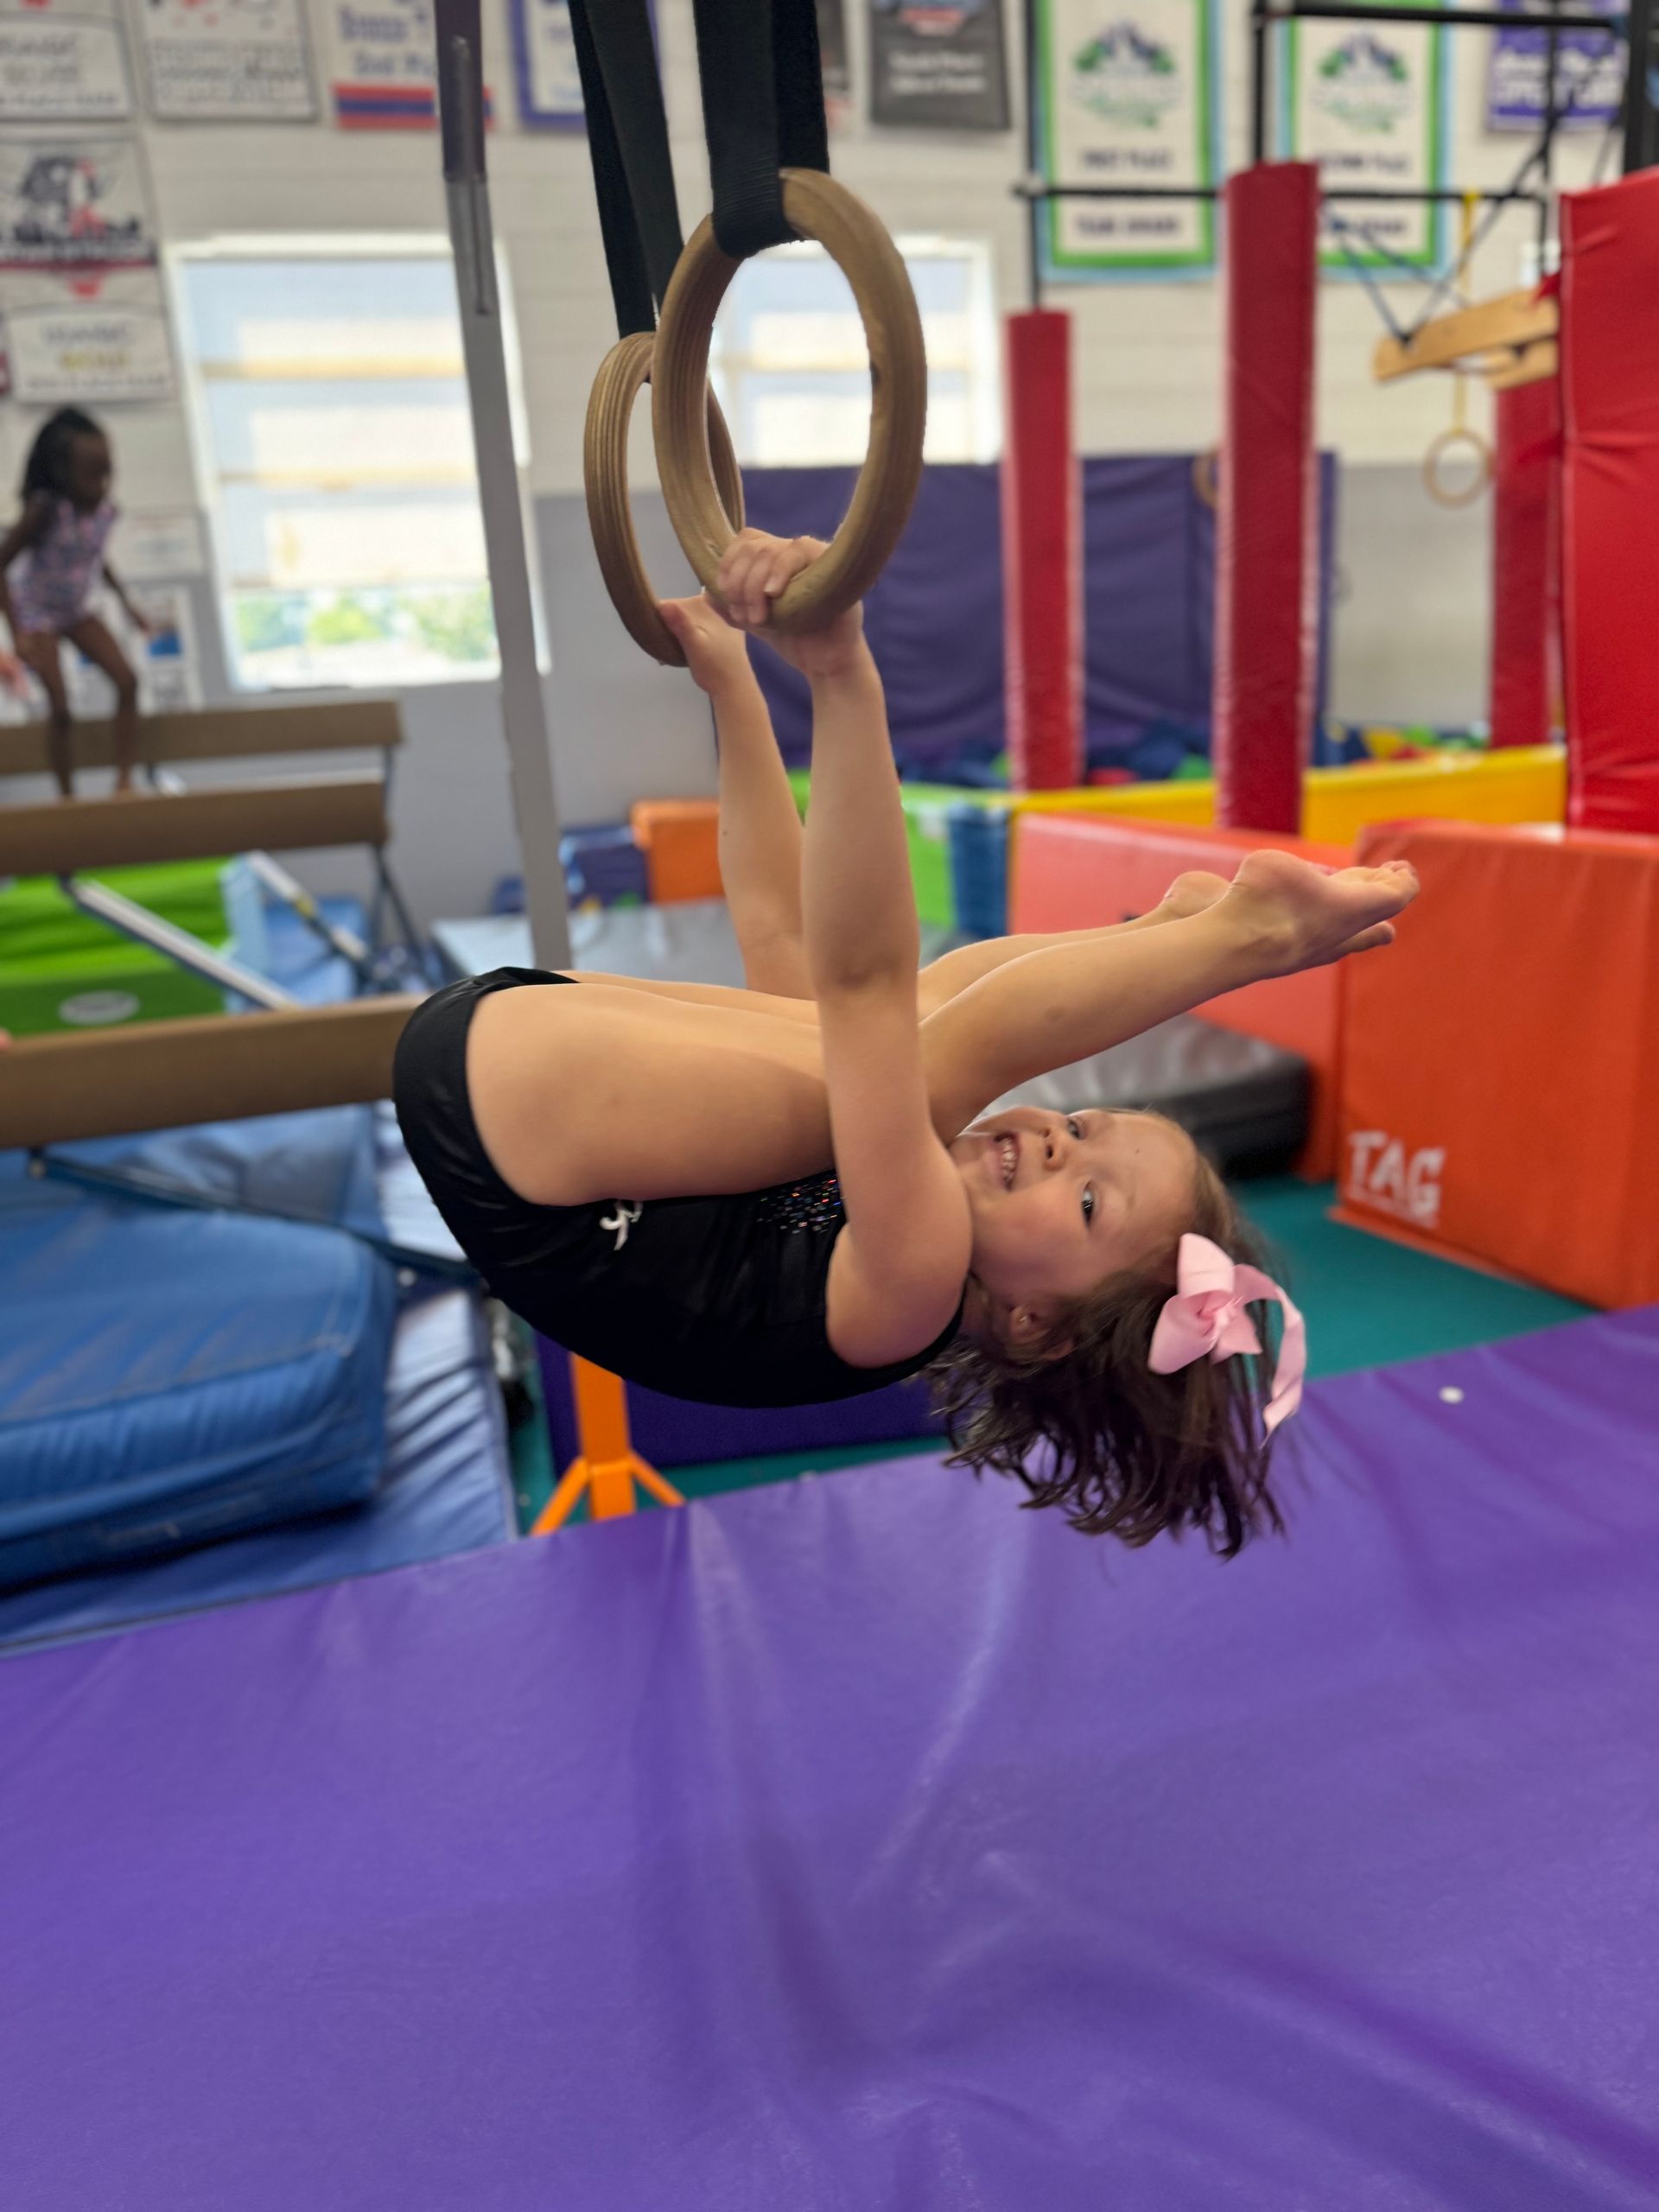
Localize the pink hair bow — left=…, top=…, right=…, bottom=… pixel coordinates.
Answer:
left=1147, top=1234, right=1306, bottom=1434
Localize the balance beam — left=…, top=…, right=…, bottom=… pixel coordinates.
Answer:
left=0, top=779, right=390, bottom=875
left=0, top=997, right=420, bottom=1150
left=1373, top=291, right=1558, bottom=382
left=0, top=699, right=402, bottom=780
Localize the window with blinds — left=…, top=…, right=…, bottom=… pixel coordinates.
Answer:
left=172, top=239, right=530, bottom=690
left=709, top=236, right=1000, bottom=468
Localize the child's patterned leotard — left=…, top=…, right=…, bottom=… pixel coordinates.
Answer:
left=10, top=496, right=115, bottom=634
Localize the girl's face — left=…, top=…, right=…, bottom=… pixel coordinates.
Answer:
left=64, top=431, right=111, bottom=511
left=950, top=1107, right=1198, bottom=1348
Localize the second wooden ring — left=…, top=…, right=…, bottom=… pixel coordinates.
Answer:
left=583, top=331, right=745, bottom=667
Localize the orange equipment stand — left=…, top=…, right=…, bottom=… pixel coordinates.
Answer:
left=531, top=1357, right=685, bottom=1533
left=1337, top=820, right=1659, bottom=1309
left=1009, top=813, right=1351, bottom=1178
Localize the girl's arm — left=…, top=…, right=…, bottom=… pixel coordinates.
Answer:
left=660, top=593, right=808, bottom=997
left=718, top=531, right=969, bottom=1368
left=0, top=498, right=49, bottom=645
left=920, top=848, right=1418, bottom=1137
left=100, top=556, right=149, bottom=633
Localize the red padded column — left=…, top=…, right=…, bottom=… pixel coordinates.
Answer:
left=1002, top=308, right=1083, bottom=791
left=1560, top=172, right=1659, bottom=832
left=1489, top=377, right=1560, bottom=749
left=1214, top=162, right=1319, bottom=834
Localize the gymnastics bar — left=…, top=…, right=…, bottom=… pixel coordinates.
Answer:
left=1372, top=291, right=1557, bottom=382
left=0, top=779, right=390, bottom=877
left=1001, top=310, right=1083, bottom=791
left=1560, top=170, right=1659, bottom=834
left=0, top=998, right=419, bottom=1151
left=1489, top=378, right=1561, bottom=751
left=1214, top=162, right=1319, bottom=835
left=0, top=699, right=401, bottom=780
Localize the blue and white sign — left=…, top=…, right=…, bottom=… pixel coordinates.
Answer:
left=1486, top=0, right=1623, bottom=133
left=511, top=0, right=582, bottom=129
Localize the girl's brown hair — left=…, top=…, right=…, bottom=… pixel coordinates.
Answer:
left=929, top=1146, right=1285, bottom=1559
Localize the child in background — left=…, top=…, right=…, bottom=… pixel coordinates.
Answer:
left=0, top=409, right=149, bottom=797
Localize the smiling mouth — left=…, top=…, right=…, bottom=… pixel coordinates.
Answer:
left=994, top=1132, right=1018, bottom=1190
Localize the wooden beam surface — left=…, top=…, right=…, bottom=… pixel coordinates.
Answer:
left=0, top=997, right=420, bottom=1149
left=1484, top=339, right=1560, bottom=391
left=0, top=778, right=389, bottom=875
left=1372, top=291, right=1559, bottom=382
left=0, top=698, right=402, bottom=780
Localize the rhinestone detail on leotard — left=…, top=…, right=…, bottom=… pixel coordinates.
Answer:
left=755, top=1172, right=843, bottom=1235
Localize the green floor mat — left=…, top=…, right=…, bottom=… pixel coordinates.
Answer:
left=1240, top=1178, right=1592, bottom=1378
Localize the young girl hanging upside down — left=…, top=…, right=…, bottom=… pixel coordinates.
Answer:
left=395, top=531, right=1417, bottom=1554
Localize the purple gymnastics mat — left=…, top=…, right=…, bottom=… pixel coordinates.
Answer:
left=4, top=1311, right=1658, bottom=2211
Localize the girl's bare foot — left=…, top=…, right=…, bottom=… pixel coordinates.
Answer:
left=1223, top=848, right=1418, bottom=976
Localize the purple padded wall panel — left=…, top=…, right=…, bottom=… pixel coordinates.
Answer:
left=743, top=459, right=1335, bottom=777
left=5, top=1310, right=1659, bottom=2209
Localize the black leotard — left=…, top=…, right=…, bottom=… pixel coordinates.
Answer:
left=392, top=967, right=962, bottom=1408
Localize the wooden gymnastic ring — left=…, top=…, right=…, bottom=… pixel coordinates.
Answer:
left=1192, top=448, right=1219, bottom=512
left=583, top=331, right=746, bottom=667
left=651, top=168, right=927, bottom=634
left=1421, top=426, right=1492, bottom=510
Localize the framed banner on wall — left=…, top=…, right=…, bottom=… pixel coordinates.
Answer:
left=870, top=0, right=1009, bottom=131
left=137, top=0, right=317, bottom=124
left=1282, top=3, right=1446, bottom=271
left=0, top=0, right=130, bottom=123
left=0, top=135, right=156, bottom=273
left=4, top=276, right=173, bottom=402
left=1035, top=0, right=1217, bottom=277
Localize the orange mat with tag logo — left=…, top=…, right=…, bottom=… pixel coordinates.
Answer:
left=1336, top=820, right=1659, bottom=1307
left=1010, top=813, right=1351, bottom=1176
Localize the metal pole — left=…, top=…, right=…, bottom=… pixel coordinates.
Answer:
left=1540, top=0, right=1560, bottom=260
left=434, top=0, right=571, bottom=971
left=1624, top=0, right=1656, bottom=168
left=1015, top=182, right=1548, bottom=205
left=1252, top=0, right=1270, bottom=165
left=1265, top=2, right=1614, bottom=28
left=1021, top=0, right=1043, bottom=308
left=61, top=878, right=299, bottom=1011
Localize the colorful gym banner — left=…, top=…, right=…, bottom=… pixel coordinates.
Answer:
left=1283, top=5, right=1446, bottom=270
left=136, top=0, right=317, bottom=123
left=0, top=135, right=156, bottom=272
left=3, top=276, right=173, bottom=401
left=511, top=0, right=581, bottom=128
left=329, top=0, right=488, bottom=129
left=1486, top=0, right=1623, bottom=133
left=1035, top=0, right=1217, bottom=276
left=0, top=0, right=130, bottom=123
left=869, top=0, right=1009, bottom=132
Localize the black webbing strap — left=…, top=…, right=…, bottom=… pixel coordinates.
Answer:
left=690, top=0, right=830, bottom=260
left=568, top=0, right=683, bottom=335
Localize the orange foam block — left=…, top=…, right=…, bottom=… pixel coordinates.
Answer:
left=1337, top=820, right=1659, bottom=1307
left=630, top=798, right=722, bottom=905
left=1010, top=814, right=1350, bottom=1178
